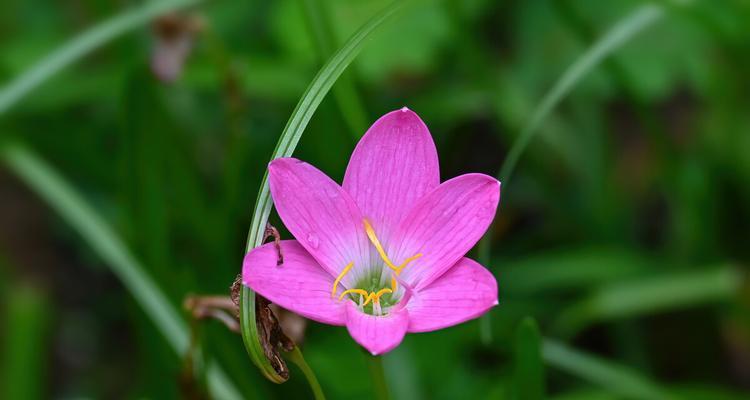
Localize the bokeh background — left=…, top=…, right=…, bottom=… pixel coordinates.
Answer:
left=1, top=0, right=749, bottom=398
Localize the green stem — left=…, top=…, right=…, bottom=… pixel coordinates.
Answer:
left=365, top=354, right=390, bottom=400
left=239, top=0, right=409, bottom=382
left=287, top=347, right=327, bottom=400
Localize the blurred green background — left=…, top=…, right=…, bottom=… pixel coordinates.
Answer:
left=1, top=0, right=749, bottom=398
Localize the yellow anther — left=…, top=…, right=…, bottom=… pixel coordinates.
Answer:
left=331, top=262, right=354, bottom=298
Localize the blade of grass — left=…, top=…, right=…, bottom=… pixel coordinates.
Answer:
left=553, top=266, right=741, bottom=338
left=299, top=0, right=369, bottom=139
left=500, top=247, right=650, bottom=295
left=478, top=3, right=665, bottom=343
left=497, top=3, right=663, bottom=184
left=0, top=0, right=204, bottom=115
left=1, top=143, right=243, bottom=400
left=542, top=338, right=673, bottom=400
left=239, top=0, right=410, bottom=382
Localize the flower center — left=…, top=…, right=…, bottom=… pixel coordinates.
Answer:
left=330, top=219, right=422, bottom=316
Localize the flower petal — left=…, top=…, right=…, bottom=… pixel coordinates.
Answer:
left=407, top=257, right=498, bottom=332
left=342, top=108, right=440, bottom=241
left=243, top=240, right=345, bottom=325
left=269, top=158, right=371, bottom=286
left=389, top=173, right=501, bottom=290
left=345, top=301, right=409, bottom=355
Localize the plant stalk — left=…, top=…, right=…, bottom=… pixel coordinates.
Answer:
left=365, top=353, right=391, bottom=400
left=288, top=346, right=326, bottom=400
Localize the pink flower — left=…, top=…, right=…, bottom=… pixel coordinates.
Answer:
left=243, top=108, right=501, bottom=355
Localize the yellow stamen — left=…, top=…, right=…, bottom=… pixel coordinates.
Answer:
left=363, top=218, right=423, bottom=293
left=338, top=288, right=369, bottom=301
left=395, top=253, right=423, bottom=274
left=330, top=220, right=425, bottom=314
left=331, top=261, right=354, bottom=298
left=363, top=219, right=399, bottom=271
left=362, top=288, right=393, bottom=306
left=337, top=287, right=393, bottom=307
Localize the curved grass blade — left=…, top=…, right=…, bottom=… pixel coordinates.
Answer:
left=239, top=0, right=409, bottom=384
left=0, top=0, right=203, bottom=115
left=552, top=266, right=741, bottom=338
left=478, top=4, right=665, bottom=343
left=497, top=4, right=663, bottom=184
left=542, top=338, right=673, bottom=400
left=1, top=144, right=242, bottom=400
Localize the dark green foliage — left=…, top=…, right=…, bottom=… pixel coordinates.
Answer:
left=1, top=0, right=749, bottom=398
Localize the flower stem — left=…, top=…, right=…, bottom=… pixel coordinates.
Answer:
left=287, top=346, right=326, bottom=400
left=365, top=353, right=391, bottom=400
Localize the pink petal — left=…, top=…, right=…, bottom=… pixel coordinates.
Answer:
left=269, top=158, right=371, bottom=287
left=345, top=301, right=410, bottom=355
left=243, top=240, right=345, bottom=325
left=343, top=108, right=440, bottom=241
left=407, top=257, right=498, bottom=332
left=389, top=173, right=501, bottom=290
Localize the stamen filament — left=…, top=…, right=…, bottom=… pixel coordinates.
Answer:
left=331, top=261, right=354, bottom=298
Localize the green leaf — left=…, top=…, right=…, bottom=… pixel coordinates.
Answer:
left=496, top=3, right=664, bottom=184
left=0, top=0, right=204, bottom=115
left=1, top=144, right=243, bottom=400
left=477, top=3, right=667, bottom=343
left=501, top=247, right=650, bottom=295
left=542, top=338, right=672, bottom=400
left=553, top=266, right=741, bottom=337
left=239, top=0, right=410, bottom=383
left=512, top=317, right=545, bottom=400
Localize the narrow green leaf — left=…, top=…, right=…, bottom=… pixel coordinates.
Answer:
left=239, top=0, right=409, bottom=382
left=501, top=247, right=650, bottom=295
left=542, top=338, right=672, bottom=400
left=553, top=266, right=741, bottom=337
left=480, top=3, right=666, bottom=259
left=497, top=4, right=663, bottom=184
left=1, top=144, right=243, bottom=400
left=512, top=317, right=545, bottom=400
left=478, top=3, right=666, bottom=343
left=0, top=0, right=204, bottom=115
